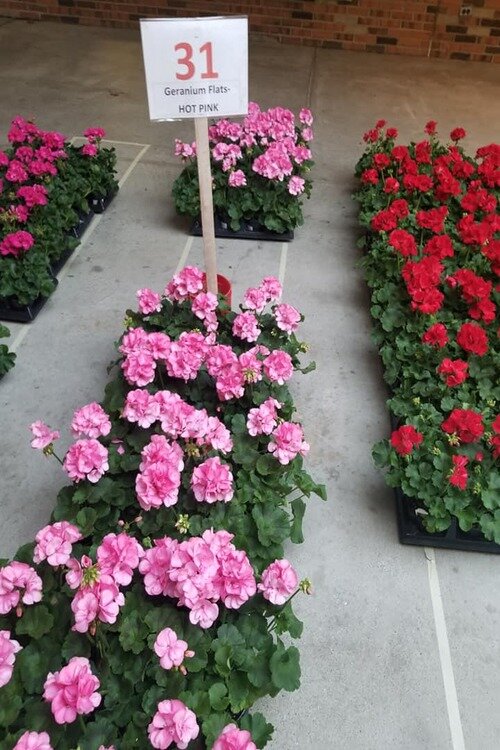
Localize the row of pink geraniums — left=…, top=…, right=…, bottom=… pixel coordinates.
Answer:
left=0, top=266, right=325, bottom=749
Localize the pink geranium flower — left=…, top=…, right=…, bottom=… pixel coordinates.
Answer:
left=0, top=630, right=22, bottom=688
left=33, top=521, right=82, bottom=566
left=260, top=276, right=282, bottom=302
left=0, top=562, right=43, bottom=611
left=148, top=699, right=199, bottom=750
left=288, top=176, right=305, bottom=195
left=96, top=533, right=144, bottom=586
left=247, top=397, right=281, bottom=436
left=258, top=559, right=298, bottom=605
left=213, top=724, right=257, bottom=750
left=164, top=266, right=204, bottom=302
left=154, top=627, right=194, bottom=672
left=63, top=439, right=109, bottom=483
left=228, top=169, right=247, bottom=187
left=274, top=303, right=301, bottom=334
left=191, top=457, right=234, bottom=503
left=13, top=731, right=54, bottom=750
left=83, top=127, right=106, bottom=141
left=71, top=402, right=111, bottom=439
left=43, top=656, right=101, bottom=724
left=263, top=350, right=293, bottom=384
left=232, top=312, right=261, bottom=343
left=82, top=143, right=98, bottom=157
left=122, top=351, right=156, bottom=386
left=136, top=462, right=181, bottom=511
left=29, top=421, right=60, bottom=450
left=0, top=229, right=34, bottom=257
left=137, top=288, right=162, bottom=315
left=122, top=389, right=160, bottom=428
left=268, top=421, right=309, bottom=465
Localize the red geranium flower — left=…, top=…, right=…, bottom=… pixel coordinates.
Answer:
left=361, top=168, right=379, bottom=185
left=371, top=208, right=398, bottom=232
left=450, top=127, right=466, bottom=142
left=390, top=198, right=410, bottom=219
left=410, top=287, right=444, bottom=314
left=374, top=153, right=391, bottom=170
left=415, top=141, right=432, bottom=164
left=403, top=173, right=434, bottom=192
left=456, top=322, right=488, bottom=357
left=422, top=323, right=448, bottom=348
left=384, top=177, right=400, bottom=194
left=425, top=121, right=437, bottom=136
left=388, top=229, right=417, bottom=257
left=437, top=358, right=468, bottom=387
left=442, top=409, right=484, bottom=443
left=386, top=127, right=398, bottom=139
left=391, top=145, right=409, bottom=162
left=492, top=415, right=500, bottom=434
left=423, top=235, right=454, bottom=260
left=449, top=455, right=468, bottom=490
left=390, top=425, right=423, bottom=456
left=469, top=297, right=496, bottom=325
left=416, top=206, right=448, bottom=233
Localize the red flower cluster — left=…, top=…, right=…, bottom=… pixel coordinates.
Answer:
left=437, top=358, right=468, bottom=387
left=422, top=323, right=448, bottom=348
left=456, top=322, right=489, bottom=357
left=441, top=409, right=484, bottom=444
left=449, top=455, right=468, bottom=490
left=402, top=256, right=444, bottom=314
left=390, top=425, right=423, bottom=456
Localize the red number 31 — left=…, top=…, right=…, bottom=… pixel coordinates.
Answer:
left=175, top=42, right=219, bottom=81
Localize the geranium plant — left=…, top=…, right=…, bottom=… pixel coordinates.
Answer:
left=172, top=103, right=314, bottom=234
left=0, top=117, right=117, bottom=307
left=354, top=120, right=500, bottom=542
left=0, top=267, right=325, bottom=749
left=0, top=324, right=15, bottom=376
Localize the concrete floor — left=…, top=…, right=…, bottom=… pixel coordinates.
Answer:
left=0, top=17, right=499, bottom=750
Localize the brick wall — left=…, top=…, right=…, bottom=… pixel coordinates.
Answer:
left=1, top=0, right=499, bottom=62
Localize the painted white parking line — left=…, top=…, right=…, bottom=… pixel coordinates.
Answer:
left=278, top=242, right=288, bottom=289
left=175, top=235, right=194, bottom=274
left=9, top=143, right=151, bottom=355
left=426, top=548, right=466, bottom=750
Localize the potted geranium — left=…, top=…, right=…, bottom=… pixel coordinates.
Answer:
left=0, top=267, right=325, bottom=748
left=0, top=324, right=15, bottom=377
left=354, top=119, right=500, bottom=550
left=172, top=102, right=314, bottom=238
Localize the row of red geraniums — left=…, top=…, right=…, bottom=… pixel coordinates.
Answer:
left=0, top=117, right=117, bottom=313
left=172, top=103, right=314, bottom=237
left=0, top=266, right=325, bottom=749
left=354, top=120, right=500, bottom=544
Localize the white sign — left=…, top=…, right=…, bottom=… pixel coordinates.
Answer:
left=140, top=16, right=248, bottom=121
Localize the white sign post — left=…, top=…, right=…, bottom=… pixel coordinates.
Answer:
left=140, top=16, right=248, bottom=295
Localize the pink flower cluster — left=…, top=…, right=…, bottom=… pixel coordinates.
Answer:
left=232, top=311, right=261, bottom=342
left=191, top=456, right=234, bottom=503
left=0, top=629, right=22, bottom=688
left=174, top=139, right=197, bottom=159
left=213, top=724, right=257, bottom=750
left=0, top=229, right=34, bottom=257
left=274, top=303, right=301, bottom=334
left=136, top=434, right=184, bottom=511
left=258, top=559, right=298, bottom=605
left=148, top=699, right=199, bottom=750
left=268, top=421, right=310, bottom=465
left=13, top=732, right=53, bottom=750
left=243, top=277, right=282, bottom=312
left=263, top=349, right=294, bottom=384
left=247, top=397, right=281, bottom=436
left=191, top=290, right=218, bottom=333
left=33, top=521, right=82, bottom=566
left=137, top=287, right=162, bottom=315
left=139, top=530, right=256, bottom=628
left=30, top=420, right=60, bottom=450
left=63, top=438, right=109, bottom=483
left=67, top=533, right=142, bottom=632
left=154, top=627, right=194, bottom=672
left=43, top=656, right=101, bottom=724
left=165, top=265, right=204, bottom=302
left=0, top=562, right=42, bottom=615
left=71, top=402, right=111, bottom=439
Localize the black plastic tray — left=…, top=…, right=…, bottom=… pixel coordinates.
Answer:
left=190, top=214, right=294, bottom=242
left=68, top=209, right=94, bottom=239
left=90, top=187, right=118, bottom=214
left=0, top=279, right=58, bottom=323
left=394, top=486, right=500, bottom=554
left=50, top=244, right=77, bottom=277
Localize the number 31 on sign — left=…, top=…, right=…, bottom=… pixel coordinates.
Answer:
left=140, top=16, right=248, bottom=120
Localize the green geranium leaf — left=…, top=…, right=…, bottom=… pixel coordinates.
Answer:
left=208, top=682, right=230, bottom=711
left=16, top=605, right=54, bottom=640
left=290, top=498, right=306, bottom=544
left=240, top=712, right=275, bottom=748
left=270, top=644, right=301, bottom=692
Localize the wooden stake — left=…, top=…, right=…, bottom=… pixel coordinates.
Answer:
left=194, top=117, right=218, bottom=295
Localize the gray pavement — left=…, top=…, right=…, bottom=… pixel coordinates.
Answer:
left=0, top=18, right=499, bottom=750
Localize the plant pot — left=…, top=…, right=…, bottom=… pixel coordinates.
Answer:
left=68, top=208, right=94, bottom=239
left=394, top=486, right=500, bottom=554
left=202, top=272, right=232, bottom=309
left=0, top=279, right=58, bottom=324
left=89, top=186, right=118, bottom=214
left=191, top=213, right=294, bottom=242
